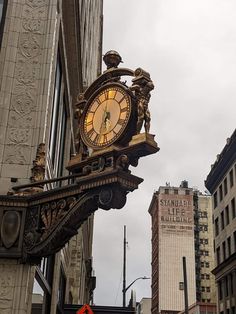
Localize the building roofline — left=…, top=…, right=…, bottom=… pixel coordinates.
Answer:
left=205, top=129, right=236, bottom=193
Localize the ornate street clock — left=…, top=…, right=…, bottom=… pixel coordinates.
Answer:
left=81, top=84, right=132, bottom=149
left=0, top=51, right=159, bottom=264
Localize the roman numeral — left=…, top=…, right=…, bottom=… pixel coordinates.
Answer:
left=86, top=120, right=93, bottom=126
left=87, top=128, right=95, bottom=137
left=118, top=96, right=125, bottom=104
left=117, top=118, right=125, bottom=125
left=120, top=107, right=127, bottom=113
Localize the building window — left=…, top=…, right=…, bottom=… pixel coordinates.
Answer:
left=225, top=276, right=229, bottom=297
left=231, top=198, right=235, bottom=219
left=225, top=206, right=229, bottom=225
left=219, top=184, right=223, bottom=201
left=219, top=280, right=223, bottom=300
left=227, top=236, right=231, bottom=256
left=216, top=247, right=220, bottom=265
left=57, top=266, right=66, bottom=314
left=230, top=169, right=234, bottom=188
left=201, top=262, right=204, bottom=267
left=224, top=177, right=228, bottom=196
left=205, top=239, right=208, bottom=245
left=164, top=189, right=169, bottom=194
left=213, top=191, right=218, bottom=208
left=222, top=241, right=226, bottom=260
left=48, top=53, right=68, bottom=180
left=205, top=262, right=209, bottom=268
left=206, top=274, right=210, bottom=280
left=201, top=286, right=205, bottom=292
left=174, top=189, right=178, bottom=194
left=206, top=287, right=211, bottom=292
left=201, top=274, right=205, bottom=279
left=179, top=282, right=184, bottom=290
left=234, top=231, right=236, bottom=252
left=0, top=1, right=7, bottom=46
left=221, top=211, right=225, bottom=230
left=185, top=189, right=190, bottom=195
left=205, top=250, right=209, bottom=256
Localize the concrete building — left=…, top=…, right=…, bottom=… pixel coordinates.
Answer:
left=205, top=130, right=236, bottom=314
left=137, top=298, right=151, bottom=314
left=0, top=0, right=103, bottom=313
left=149, top=182, right=216, bottom=314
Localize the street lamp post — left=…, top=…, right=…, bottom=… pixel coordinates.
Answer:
left=122, top=276, right=150, bottom=307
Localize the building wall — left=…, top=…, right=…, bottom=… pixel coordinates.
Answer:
left=149, top=185, right=196, bottom=314
left=205, top=131, right=236, bottom=314
left=197, top=194, right=216, bottom=304
left=149, top=184, right=217, bottom=314
left=0, top=0, right=103, bottom=312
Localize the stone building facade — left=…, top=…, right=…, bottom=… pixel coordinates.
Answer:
left=205, top=129, right=236, bottom=314
left=0, top=0, right=103, bottom=313
left=148, top=182, right=216, bottom=314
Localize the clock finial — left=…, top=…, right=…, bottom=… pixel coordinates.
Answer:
left=103, top=50, right=123, bottom=69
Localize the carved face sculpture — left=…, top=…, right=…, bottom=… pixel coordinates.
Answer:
left=81, top=85, right=131, bottom=149
left=1, top=211, right=21, bottom=249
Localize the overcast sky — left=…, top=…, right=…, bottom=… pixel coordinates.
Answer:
left=93, top=0, right=236, bottom=306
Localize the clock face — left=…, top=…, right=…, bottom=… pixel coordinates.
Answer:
left=82, top=86, right=131, bottom=149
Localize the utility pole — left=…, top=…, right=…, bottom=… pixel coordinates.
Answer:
left=123, top=225, right=127, bottom=307
left=183, top=256, right=189, bottom=314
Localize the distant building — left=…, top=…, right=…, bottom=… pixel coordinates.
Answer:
left=178, top=302, right=217, bottom=314
left=149, top=182, right=216, bottom=314
left=137, top=298, right=151, bottom=314
left=205, top=129, right=236, bottom=314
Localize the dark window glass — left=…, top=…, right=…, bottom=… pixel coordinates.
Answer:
left=219, top=281, right=223, bottom=300
left=231, top=198, right=236, bottom=219
left=227, top=236, right=231, bottom=256
left=234, top=231, right=236, bottom=252
left=215, top=217, right=219, bottom=236
left=185, top=189, right=190, bottom=195
left=224, top=178, right=228, bottom=195
left=219, top=185, right=223, bottom=201
left=216, top=247, right=220, bottom=265
left=213, top=192, right=218, bottom=208
left=206, top=274, right=210, bottom=280
left=174, top=189, right=178, bottom=194
left=164, top=189, right=169, bottom=194
left=205, top=262, right=209, bottom=268
left=226, top=206, right=229, bottom=225
left=230, top=169, right=234, bottom=188
left=206, top=287, right=211, bottom=292
left=222, top=241, right=226, bottom=260
left=0, top=1, right=7, bottom=46
left=225, top=276, right=229, bottom=297
left=221, top=211, right=225, bottom=230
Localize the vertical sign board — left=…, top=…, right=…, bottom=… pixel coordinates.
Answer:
left=159, top=193, right=194, bottom=236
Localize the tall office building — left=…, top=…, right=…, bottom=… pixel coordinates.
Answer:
left=0, top=0, right=103, bottom=313
left=205, top=130, right=236, bottom=314
left=149, top=182, right=216, bottom=314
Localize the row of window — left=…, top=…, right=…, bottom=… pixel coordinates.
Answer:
left=201, top=261, right=210, bottom=268
left=201, top=286, right=211, bottom=292
left=199, top=211, right=208, bottom=218
left=164, top=189, right=190, bottom=195
left=199, top=224, right=208, bottom=232
left=201, top=273, right=210, bottom=279
left=213, top=164, right=236, bottom=208
left=200, top=238, right=209, bottom=245
left=200, top=250, right=209, bottom=256
left=215, top=198, right=235, bottom=236
left=216, top=231, right=236, bottom=265
left=218, top=272, right=235, bottom=299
